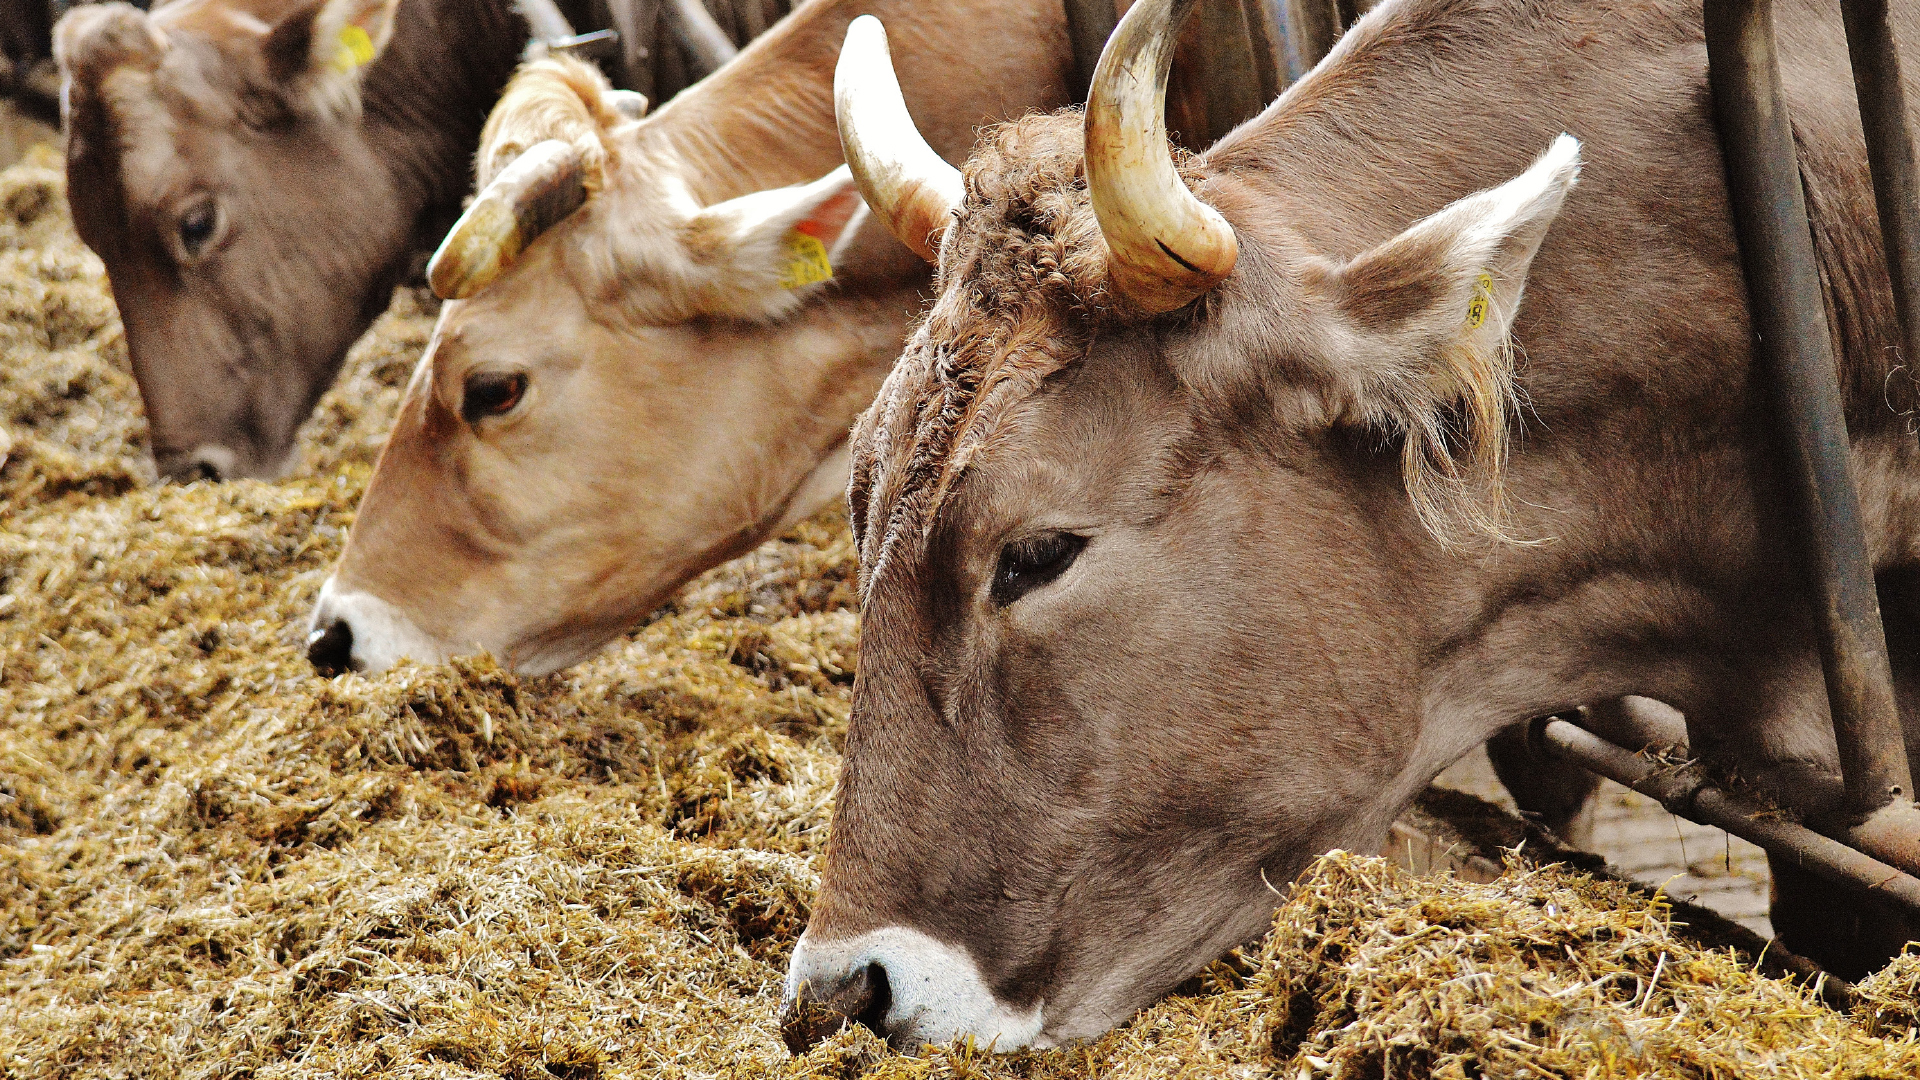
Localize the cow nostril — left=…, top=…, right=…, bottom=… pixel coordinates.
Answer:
left=781, top=961, right=893, bottom=1054
left=306, top=618, right=355, bottom=676
left=853, top=961, right=893, bottom=1040
left=193, top=460, right=221, bottom=482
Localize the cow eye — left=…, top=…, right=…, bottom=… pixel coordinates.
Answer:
left=462, top=370, right=529, bottom=423
left=991, top=532, right=1087, bottom=606
left=178, top=201, right=217, bottom=257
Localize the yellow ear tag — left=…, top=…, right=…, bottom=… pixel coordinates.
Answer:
left=331, top=25, right=377, bottom=74
left=1464, top=273, right=1494, bottom=330
left=779, top=230, right=833, bottom=290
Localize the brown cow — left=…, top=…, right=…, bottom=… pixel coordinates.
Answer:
left=784, top=0, right=1920, bottom=1050
left=56, top=0, right=539, bottom=481
left=304, top=0, right=1075, bottom=676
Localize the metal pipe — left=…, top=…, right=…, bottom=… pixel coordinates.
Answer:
left=1063, top=0, right=1119, bottom=104
left=1839, top=1, right=1920, bottom=787
left=1704, top=0, right=1913, bottom=819
left=515, top=0, right=579, bottom=46
left=663, top=0, right=738, bottom=80
left=1195, top=0, right=1278, bottom=145
left=1247, top=0, right=1287, bottom=99
left=604, top=0, right=660, bottom=104
left=1840, top=2, right=1920, bottom=466
left=1531, top=719, right=1920, bottom=914
left=1285, top=0, right=1341, bottom=72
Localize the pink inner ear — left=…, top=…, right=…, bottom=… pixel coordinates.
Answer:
left=791, top=186, right=864, bottom=246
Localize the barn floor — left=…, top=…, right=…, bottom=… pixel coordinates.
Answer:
left=2, top=141, right=1913, bottom=1078
left=1433, top=747, right=1776, bottom=937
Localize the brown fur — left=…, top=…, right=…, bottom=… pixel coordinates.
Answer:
left=802, top=0, right=1920, bottom=1048
left=313, top=0, right=1076, bottom=676
left=56, top=0, right=529, bottom=480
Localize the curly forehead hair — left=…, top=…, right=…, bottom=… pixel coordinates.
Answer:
left=847, top=110, right=1208, bottom=578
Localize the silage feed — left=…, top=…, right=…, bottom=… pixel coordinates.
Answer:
left=2, top=146, right=1917, bottom=1080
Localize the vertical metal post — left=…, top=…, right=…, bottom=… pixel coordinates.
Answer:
left=1064, top=0, right=1120, bottom=103
left=1841, top=1, right=1920, bottom=453
left=1704, top=0, right=1914, bottom=820
left=1193, top=0, right=1281, bottom=144
left=1241, top=0, right=1288, bottom=103
left=1285, top=0, right=1341, bottom=72
left=603, top=0, right=660, bottom=99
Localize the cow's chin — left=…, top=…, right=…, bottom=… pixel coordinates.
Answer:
left=783, top=862, right=1328, bottom=1053
left=307, top=578, right=634, bottom=678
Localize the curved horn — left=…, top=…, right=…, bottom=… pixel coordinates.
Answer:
left=834, top=15, right=962, bottom=263
left=1085, top=0, right=1238, bottom=312
left=427, top=139, right=587, bottom=300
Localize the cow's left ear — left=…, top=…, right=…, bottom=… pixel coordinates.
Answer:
left=679, top=166, right=866, bottom=320
left=1316, top=134, right=1581, bottom=540
left=263, top=0, right=400, bottom=110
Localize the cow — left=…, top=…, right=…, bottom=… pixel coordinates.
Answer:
left=781, top=0, right=1920, bottom=1051
left=55, top=0, right=556, bottom=482
left=302, top=0, right=1077, bottom=677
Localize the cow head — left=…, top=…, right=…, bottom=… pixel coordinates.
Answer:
left=56, top=0, right=412, bottom=480
left=306, top=56, right=923, bottom=676
left=782, top=4, right=1583, bottom=1050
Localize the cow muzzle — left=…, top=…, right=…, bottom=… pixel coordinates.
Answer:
left=781, top=927, right=1046, bottom=1054
left=305, top=577, right=446, bottom=676
left=155, top=443, right=240, bottom=483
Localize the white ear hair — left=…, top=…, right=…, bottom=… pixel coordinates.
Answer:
left=263, top=0, right=400, bottom=119
left=1404, top=133, right=1581, bottom=346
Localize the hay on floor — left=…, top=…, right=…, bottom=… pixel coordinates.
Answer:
left=2, top=144, right=1917, bottom=1079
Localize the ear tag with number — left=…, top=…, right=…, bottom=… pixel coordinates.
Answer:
left=332, top=25, right=377, bottom=74
left=779, top=229, right=833, bottom=290
left=1464, top=273, right=1494, bottom=330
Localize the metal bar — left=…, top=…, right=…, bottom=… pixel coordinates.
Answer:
left=1063, top=0, right=1119, bottom=104
left=603, top=0, right=660, bottom=102
left=1704, top=0, right=1913, bottom=820
left=663, top=0, right=738, bottom=79
left=1841, top=0, right=1920, bottom=424
left=515, top=0, right=580, bottom=46
left=547, top=28, right=622, bottom=58
left=1240, top=0, right=1288, bottom=103
left=1284, top=0, right=1341, bottom=72
left=1531, top=719, right=1920, bottom=913
left=1195, top=0, right=1273, bottom=145
left=1254, top=0, right=1293, bottom=88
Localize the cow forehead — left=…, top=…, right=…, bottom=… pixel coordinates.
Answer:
left=82, top=43, right=250, bottom=210
left=96, top=67, right=183, bottom=197
left=849, top=113, right=1118, bottom=576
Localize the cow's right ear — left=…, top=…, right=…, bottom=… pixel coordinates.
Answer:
left=677, top=166, right=866, bottom=320
left=53, top=3, right=169, bottom=97
left=263, top=0, right=399, bottom=106
left=1312, top=135, right=1582, bottom=541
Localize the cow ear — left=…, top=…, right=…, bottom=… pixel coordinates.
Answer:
left=263, top=0, right=400, bottom=90
left=53, top=4, right=170, bottom=95
left=1317, top=135, right=1581, bottom=540
left=679, top=166, right=866, bottom=320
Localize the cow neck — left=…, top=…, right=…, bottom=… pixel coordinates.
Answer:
left=358, top=0, right=530, bottom=216
left=642, top=48, right=843, bottom=209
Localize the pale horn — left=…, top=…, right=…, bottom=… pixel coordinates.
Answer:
left=834, top=15, right=963, bottom=263
left=1085, top=0, right=1238, bottom=312
left=427, top=139, right=588, bottom=300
